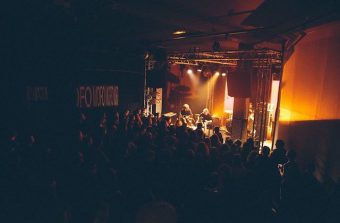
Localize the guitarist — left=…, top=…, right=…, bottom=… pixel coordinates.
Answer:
left=199, top=108, right=213, bottom=130
left=180, top=104, right=194, bottom=127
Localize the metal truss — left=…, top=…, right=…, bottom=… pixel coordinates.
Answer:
left=167, top=49, right=281, bottom=67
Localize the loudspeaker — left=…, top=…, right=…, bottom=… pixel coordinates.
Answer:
left=146, top=48, right=168, bottom=88
left=227, top=69, right=251, bottom=98
left=147, top=69, right=166, bottom=88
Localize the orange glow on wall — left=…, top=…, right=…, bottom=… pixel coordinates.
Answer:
left=277, top=21, right=340, bottom=183
left=279, top=108, right=312, bottom=122
left=279, top=21, right=340, bottom=122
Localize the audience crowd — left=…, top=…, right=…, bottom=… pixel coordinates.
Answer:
left=1, top=109, right=339, bottom=223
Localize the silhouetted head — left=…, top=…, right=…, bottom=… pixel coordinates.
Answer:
left=275, top=139, right=285, bottom=149
left=234, top=139, right=242, bottom=147
left=197, top=122, right=203, bottom=129
left=261, top=146, right=270, bottom=157
left=246, top=138, right=254, bottom=147
left=210, top=134, right=221, bottom=147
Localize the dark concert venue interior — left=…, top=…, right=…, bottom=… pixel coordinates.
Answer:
left=1, top=0, right=340, bottom=222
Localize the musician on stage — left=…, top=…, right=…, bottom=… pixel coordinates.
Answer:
left=180, top=104, right=194, bottom=127
left=199, top=108, right=212, bottom=123
left=180, top=104, right=193, bottom=117
left=198, top=108, right=213, bottom=134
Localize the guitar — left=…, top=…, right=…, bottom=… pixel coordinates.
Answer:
left=178, top=114, right=195, bottom=127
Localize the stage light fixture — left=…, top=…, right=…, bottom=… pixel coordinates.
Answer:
left=215, top=71, right=220, bottom=76
left=187, top=69, right=193, bottom=75
left=197, top=69, right=202, bottom=72
left=222, top=72, right=226, bottom=77
left=173, top=30, right=186, bottom=35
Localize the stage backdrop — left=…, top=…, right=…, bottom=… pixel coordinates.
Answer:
left=278, top=21, right=340, bottom=183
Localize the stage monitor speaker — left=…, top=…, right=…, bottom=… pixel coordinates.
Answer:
left=227, top=69, right=251, bottom=98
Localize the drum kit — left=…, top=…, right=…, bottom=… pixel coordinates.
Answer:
left=180, top=113, right=219, bottom=136
left=166, top=85, right=230, bottom=136
left=162, top=110, right=232, bottom=138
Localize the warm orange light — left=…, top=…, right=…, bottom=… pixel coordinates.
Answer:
left=215, top=71, right=220, bottom=76
left=187, top=69, right=193, bottom=75
left=278, top=24, right=340, bottom=123
left=173, top=30, right=186, bottom=35
left=279, top=107, right=316, bottom=122
left=279, top=108, right=292, bottom=122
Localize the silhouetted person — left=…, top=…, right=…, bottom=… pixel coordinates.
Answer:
left=213, top=126, right=223, bottom=144
left=194, top=123, right=205, bottom=141
left=270, top=139, right=287, bottom=166
left=280, top=149, right=300, bottom=183
left=278, top=149, right=303, bottom=221
left=255, top=146, right=281, bottom=205
left=210, top=134, right=221, bottom=148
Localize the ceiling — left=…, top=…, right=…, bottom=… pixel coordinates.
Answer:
left=58, top=0, right=340, bottom=49
left=2, top=0, right=340, bottom=75
left=51, top=0, right=264, bottom=51
left=5, top=0, right=338, bottom=48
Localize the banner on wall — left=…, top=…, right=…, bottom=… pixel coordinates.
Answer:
left=26, top=86, right=48, bottom=103
left=76, top=85, right=118, bottom=108
left=155, top=88, right=162, bottom=114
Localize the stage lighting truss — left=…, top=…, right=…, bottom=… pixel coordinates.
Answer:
left=165, top=48, right=282, bottom=146
left=167, top=49, right=281, bottom=68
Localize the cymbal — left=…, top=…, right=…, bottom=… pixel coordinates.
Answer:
left=163, top=112, right=177, bottom=117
